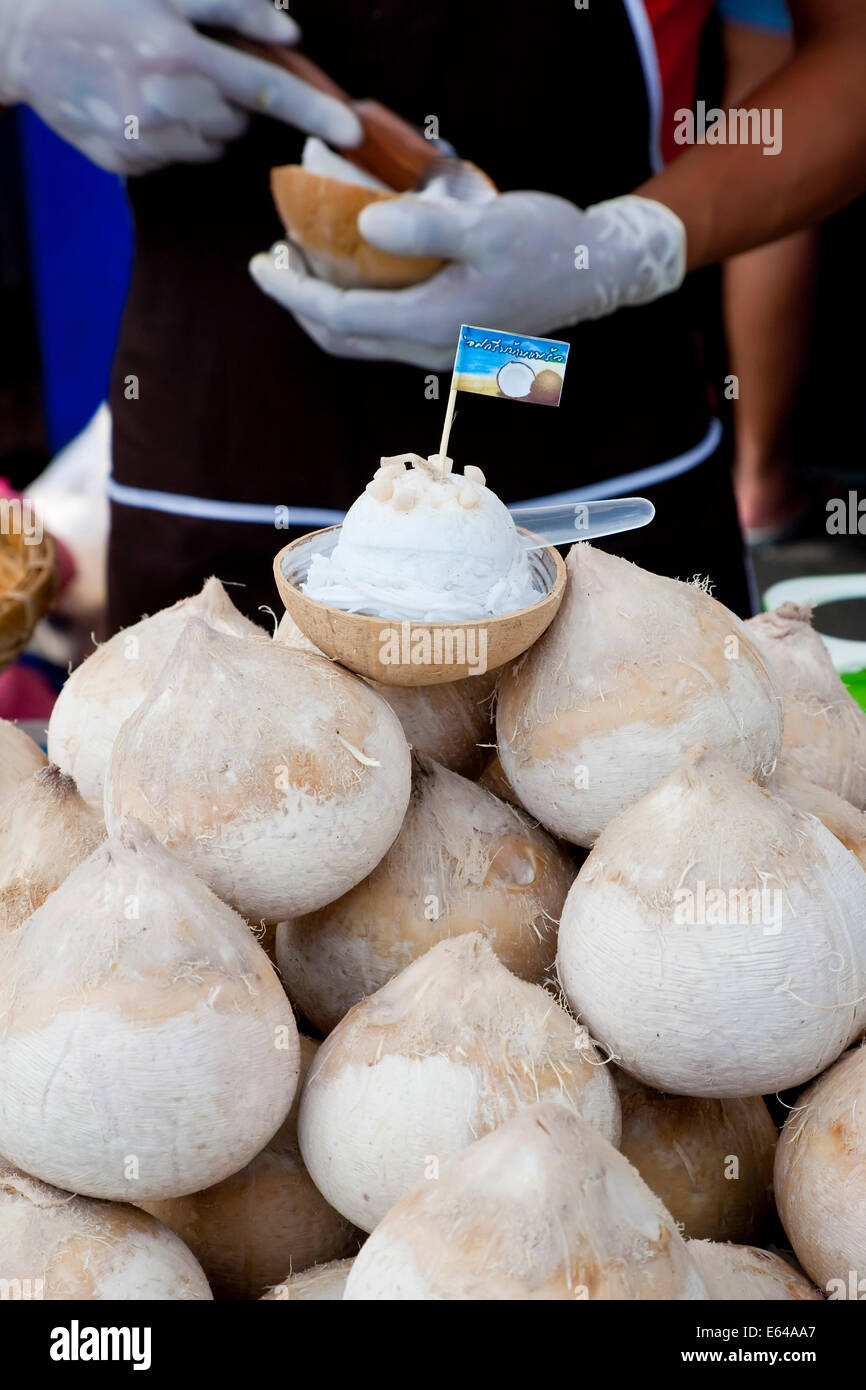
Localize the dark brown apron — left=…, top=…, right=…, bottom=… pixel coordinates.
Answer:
left=109, top=0, right=750, bottom=630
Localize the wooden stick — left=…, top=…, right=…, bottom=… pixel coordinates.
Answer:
left=434, top=382, right=458, bottom=474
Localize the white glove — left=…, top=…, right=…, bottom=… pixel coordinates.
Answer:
left=249, top=191, right=687, bottom=369
left=0, top=0, right=361, bottom=175
left=170, top=0, right=298, bottom=39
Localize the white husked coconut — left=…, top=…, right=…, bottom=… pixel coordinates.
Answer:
left=274, top=610, right=324, bottom=657
left=687, top=1241, right=821, bottom=1301
left=276, top=754, right=574, bottom=1032
left=0, top=765, right=105, bottom=932
left=747, top=602, right=866, bottom=809
left=0, top=1163, right=212, bottom=1299
left=557, top=749, right=866, bottom=1097
left=299, top=934, right=620, bottom=1231
left=497, top=545, right=782, bottom=846
left=138, top=1038, right=358, bottom=1300
left=344, top=1102, right=708, bottom=1300
left=775, top=1041, right=866, bottom=1296
left=770, top=761, right=866, bottom=871
left=104, top=621, right=411, bottom=922
left=47, top=577, right=263, bottom=810
left=478, top=751, right=528, bottom=811
left=0, top=717, right=46, bottom=795
left=366, top=673, right=496, bottom=779
left=276, top=611, right=495, bottom=778
left=0, top=822, right=299, bottom=1201
left=261, top=1259, right=354, bottom=1301
left=615, top=1071, right=777, bottom=1242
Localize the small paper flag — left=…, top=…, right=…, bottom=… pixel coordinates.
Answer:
left=452, top=324, right=569, bottom=407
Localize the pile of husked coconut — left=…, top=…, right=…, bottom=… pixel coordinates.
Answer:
left=1, top=547, right=865, bottom=1301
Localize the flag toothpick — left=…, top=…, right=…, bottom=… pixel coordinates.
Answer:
left=435, top=325, right=570, bottom=470
left=434, top=376, right=458, bottom=473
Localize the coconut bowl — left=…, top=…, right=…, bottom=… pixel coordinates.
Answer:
left=273, top=526, right=566, bottom=687
left=270, top=167, right=444, bottom=289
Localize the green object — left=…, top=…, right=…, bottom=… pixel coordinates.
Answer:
left=842, top=670, right=866, bottom=712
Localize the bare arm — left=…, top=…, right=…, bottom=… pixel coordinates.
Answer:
left=637, top=0, right=866, bottom=270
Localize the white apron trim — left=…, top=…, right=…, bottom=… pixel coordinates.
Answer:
left=513, top=415, right=723, bottom=507
left=106, top=477, right=344, bottom=528
left=108, top=417, right=722, bottom=526
left=622, top=0, right=665, bottom=174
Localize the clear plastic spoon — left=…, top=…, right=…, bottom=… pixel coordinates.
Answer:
left=510, top=496, right=655, bottom=550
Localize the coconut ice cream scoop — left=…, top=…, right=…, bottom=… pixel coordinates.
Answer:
left=302, top=456, right=542, bottom=621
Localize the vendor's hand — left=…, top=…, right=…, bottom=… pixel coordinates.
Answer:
left=0, top=0, right=360, bottom=175
left=249, top=192, right=686, bottom=369
left=170, top=0, right=298, bottom=40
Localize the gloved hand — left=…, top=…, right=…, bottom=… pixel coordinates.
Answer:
left=170, top=0, right=297, bottom=39
left=249, top=191, right=687, bottom=369
left=0, top=0, right=360, bottom=175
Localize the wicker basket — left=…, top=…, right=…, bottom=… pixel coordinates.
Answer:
left=0, top=529, right=59, bottom=674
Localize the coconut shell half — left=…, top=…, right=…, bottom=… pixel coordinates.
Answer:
left=270, top=167, right=444, bottom=289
